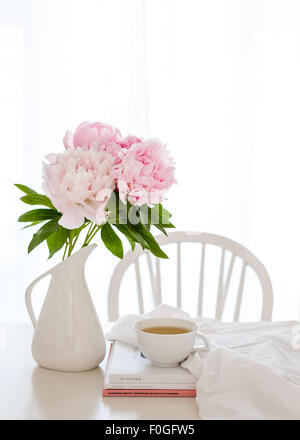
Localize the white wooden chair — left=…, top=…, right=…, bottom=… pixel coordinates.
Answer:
left=108, top=231, right=273, bottom=322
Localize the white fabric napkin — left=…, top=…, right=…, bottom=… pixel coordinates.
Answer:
left=105, top=304, right=300, bottom=420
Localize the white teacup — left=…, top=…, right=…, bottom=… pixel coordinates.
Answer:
left=134, top=317, right=210, bottom=367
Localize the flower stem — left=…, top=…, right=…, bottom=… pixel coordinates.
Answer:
left=63, top=222, right=104, bottom=260
left=83, top=223, right=94, bottom=247
left=62, top=241, right=68, bottom=260
left=70, top=233, right=79, bottom=253
left=68, top=230, right=74, bottom=257
left=86, top=224, right=102, bottom=245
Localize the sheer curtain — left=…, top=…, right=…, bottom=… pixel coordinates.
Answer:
left=1, top=0, right=300, bottom=322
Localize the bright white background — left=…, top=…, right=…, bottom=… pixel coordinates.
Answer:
left=1, top=0, right=300, bottom=323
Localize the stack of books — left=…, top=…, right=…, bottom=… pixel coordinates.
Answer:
left=103, top=341, right=196, bottom=397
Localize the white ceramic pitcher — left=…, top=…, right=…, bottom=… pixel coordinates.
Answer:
left=25, top=244, right=106, bottom=372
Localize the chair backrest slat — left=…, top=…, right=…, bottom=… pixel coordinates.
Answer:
left=177, top=242, right=182, bottom=308
left=197, top=243, right=206, bottom=316
left=215, top=248, right=225, bottom=319
left=221, top=253, right=236, bottom=316
left=146, top=251, right=157, bottom=304
left=155, top=257, right=162, bottom=305
left=134, top=260, right=144, bottom=314
left=234, top=262, right=247, bottom=321
left=108, top=231, right=273, bottom=322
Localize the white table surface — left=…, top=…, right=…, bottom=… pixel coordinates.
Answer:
left=0, top=323, right=199, bottom=420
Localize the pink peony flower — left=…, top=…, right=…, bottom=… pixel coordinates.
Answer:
left=43, top=149, right=116, bottom=229
left=63, top=121, right=121, bottom=152
left=114, top=139, right=176, bottom=206
left=117, top=135, right=143, bottom=149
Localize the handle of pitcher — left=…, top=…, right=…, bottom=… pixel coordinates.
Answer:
left=25, top=269, right=53, bottom=328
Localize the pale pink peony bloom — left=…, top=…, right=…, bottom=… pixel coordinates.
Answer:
left=63, top=121, right=122, bottom=154
left=114, top=139, right=176, bottom=207
left=117, top=135, right=143, bottom=149
left=43, top=148, right=116, bottom=229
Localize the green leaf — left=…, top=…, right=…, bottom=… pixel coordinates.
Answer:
left=154, top=224, right=168, bottom=236
left=47, top=226, right=68, bottom=259
left=116, top=224, right=148, bottom=249
left=115, top=223, right=168, bottom=258
left=105, top=191, right=122, bottom=223
left=139, top=203, right=174, bottom=228
left=28, top=219, right=59, bottom=253
left=153, top=204, right=171, bottom=225
left=136, top=224, right=168, bottom=259
left=127, top=205, right=140, bottom=225
left=105, top=195, right=170, bottom=258
left=116, top=226, right=136, bottom=251
left=15, top=184, right=39, bottom=196
left=15, top=183, right=56, bottom=209
left=22, top=220, right=44, bottom=230
left=20, top=194, right=55, bottom=209
left=101, top=223, right=124, bottom=258
left=18, top=208, right=61, bottom=223
left=163, top=222, right=175, bottom=229
left=105, top=190, right=119, bottom=212
left=145, top=240, right=168, bottom=259
left=139, top=205, right=150, bottom=225
left=126, top=237, right=136, bottom=251
left=73, top=221, right=90, bottom=238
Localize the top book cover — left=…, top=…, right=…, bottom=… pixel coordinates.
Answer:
left=105, top=340, right=196, bottom=386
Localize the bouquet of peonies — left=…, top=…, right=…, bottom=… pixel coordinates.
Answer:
left=16, top=121, right=176, bottom=260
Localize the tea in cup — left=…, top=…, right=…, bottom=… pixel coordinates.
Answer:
left=134, top=317, right=209, bottom=367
